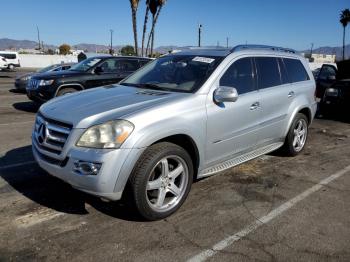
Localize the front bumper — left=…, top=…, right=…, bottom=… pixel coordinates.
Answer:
left=32, top=131, right=143, bottom=201
left=26, top=86, right=55, bottom=103
left=15, top=79, right=28, bottom=91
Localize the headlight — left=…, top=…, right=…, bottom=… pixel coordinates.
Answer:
left=325, top=88, right=338, bottom=97
left=76, top=120, right=134, bottom=149
left=39, top=79, right=54, bottom=86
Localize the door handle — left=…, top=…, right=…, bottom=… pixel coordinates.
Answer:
left=288, top=91, right=295, bottom=98
left=250, top=102, right=260, bottom=110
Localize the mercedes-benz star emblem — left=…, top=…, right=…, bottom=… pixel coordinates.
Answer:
left=37, top=123, right=47, bottom=144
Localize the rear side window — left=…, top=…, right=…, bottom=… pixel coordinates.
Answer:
left=115, top=59, right=139, bottom=71
left=255, top=57, right=282, bottom=89
left=283, top=58, right=309, bottom=82
left=219, top=57, right=255, bottom=95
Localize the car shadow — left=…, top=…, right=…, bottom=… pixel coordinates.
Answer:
left=0, top=145, right=143, bottom=222
left=315, top=110, right=350, bottom=124
left=13, top=102, right=40, bottom=113
left=9, top=88, right=26, bottom=94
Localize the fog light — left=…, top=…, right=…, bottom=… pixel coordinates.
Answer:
left=73, top=160, right=102, bottom=176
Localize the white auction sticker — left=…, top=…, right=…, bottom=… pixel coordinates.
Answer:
left=192, top=56, right=215, bottom=64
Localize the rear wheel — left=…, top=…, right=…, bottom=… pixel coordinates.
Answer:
left=8, top=64, right=14, bottom=70
left=129, top=142, right=193, bottom=220
left=56, top=87, right=78, bottom=97
left=281, top=113, right=308, bottom=156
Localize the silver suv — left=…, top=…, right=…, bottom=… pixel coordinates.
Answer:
left=32, top=45, right=317, bottom=220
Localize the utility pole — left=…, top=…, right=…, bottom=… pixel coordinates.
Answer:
left=36, top=26, right=41, bottom=50
left=110, top=29, right=114, bottom=55
left=310, top=43, right=314, bottom=57
left=198, top=24, right=202, bottom=47
left=226, top=37, right=229, bottom=48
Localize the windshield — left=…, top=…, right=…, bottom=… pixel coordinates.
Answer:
left=37, top=64, right=57, bottom=73
left=69, top=57, right=102, bottom=72
left=121, top=55, right=223, bottom=93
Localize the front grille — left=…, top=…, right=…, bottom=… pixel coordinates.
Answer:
left=34, top=114, right=72, bottom=157
left=27, top=79, right=39, bottom=89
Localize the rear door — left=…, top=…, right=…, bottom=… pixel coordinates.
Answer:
left=254, top=57, right=291, bottom=145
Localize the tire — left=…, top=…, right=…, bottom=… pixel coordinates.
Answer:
left=281, top=113, right=309, bottom=156
left=56, top=87, right=78, bottom=97
left=129, top=142, right=194, bottom=220
left=8, top=64, right=14, bottom=70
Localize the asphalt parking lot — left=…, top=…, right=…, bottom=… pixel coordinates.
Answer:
left=0, top=69, right=350, bottom=262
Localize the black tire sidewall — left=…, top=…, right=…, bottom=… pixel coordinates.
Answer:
left=57, top=88, right=77, bottom=97
left=131, top=142, right=194, bottom=220
left=285, top=113, right=308, bottom=156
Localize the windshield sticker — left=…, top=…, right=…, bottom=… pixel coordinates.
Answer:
left=192, top=56, right=215, bottom=64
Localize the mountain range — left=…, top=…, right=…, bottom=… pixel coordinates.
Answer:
left=0, top=38, right=349, bottom=58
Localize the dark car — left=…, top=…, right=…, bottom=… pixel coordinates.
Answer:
left=15, top=63, right=75, bottom=92
left=26, top=56, right=151, bottom=103
left=316, top=60, right=350, bottom=114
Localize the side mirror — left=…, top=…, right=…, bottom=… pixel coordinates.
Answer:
left=214, top=86, right=239, bottom=103
left=94, top=66, right=103, bottom=74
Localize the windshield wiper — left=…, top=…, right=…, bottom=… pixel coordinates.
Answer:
left=138, top=83, right=170, bottom=91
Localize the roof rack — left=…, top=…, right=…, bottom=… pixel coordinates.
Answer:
left=231, top=45, right=296, bottom=54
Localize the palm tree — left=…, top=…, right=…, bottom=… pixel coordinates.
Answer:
left=146, top=0, right=166, bottom=56
left=340, top=9, right=350, bottom=60
left=129, top=0, right=140, bottom=56
left=141, top=0, right=150, bottom=57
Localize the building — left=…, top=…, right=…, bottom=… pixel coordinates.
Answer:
left=303, top=53, right=336, bottom=63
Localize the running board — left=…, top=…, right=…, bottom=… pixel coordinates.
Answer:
left=198, top=142, right=283, bottom=178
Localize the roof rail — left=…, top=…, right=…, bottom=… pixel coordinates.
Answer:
left=231, top=45, right=296, bottom=54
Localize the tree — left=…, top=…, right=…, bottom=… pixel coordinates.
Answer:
left=141, top=0, right=150, bottom=56
left=59, top=44, right=71, bottom=55
left=340, top=9, right=350, bottom=60
left=146, top=0, right=166, bottom=56
left=120, top=45, right=136, bottom=56
left=129, top=0, right=140, bottom=56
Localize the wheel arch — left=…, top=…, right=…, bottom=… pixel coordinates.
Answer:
left=55, top=83, right=84, bottom=97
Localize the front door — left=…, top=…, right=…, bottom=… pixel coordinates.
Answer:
left=206, top=57, right=261, bottom=166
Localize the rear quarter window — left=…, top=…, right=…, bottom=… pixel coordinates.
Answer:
left=0, top=54, right=16, bottom=59
left=283, top=58, right=309, bottom=82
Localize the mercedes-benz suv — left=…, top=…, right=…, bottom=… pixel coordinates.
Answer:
left=32, top=45, right=317, bottom=220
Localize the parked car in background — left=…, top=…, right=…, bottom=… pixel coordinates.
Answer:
left=0, top=51, right=20, bottom=70
left=26, top=56, right=151, bottom=103
left=15, top=63, right=75, bottom=92
left=316, top=59, right=350, bottom=114
left=32, top=45, right=316, bottom=220
left=0, top=56, right=8, bottom=70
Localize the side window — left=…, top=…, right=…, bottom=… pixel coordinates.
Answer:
left=317, top=65, right=336, bottom=81
left=53, top=66, right=62, bottom=71
left=283, top=58, right=310, bottom=82
left=139, top=60, right=150, bottom=68
left=219, top=57, right=255, bottom=95
left=255, top=57, right=282, bottom=89
left=99, top=59, right=120, bottom=73
left=115, top=59, right=139, bottom=72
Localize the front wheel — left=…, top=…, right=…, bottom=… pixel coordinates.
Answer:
left=281, top=113, right=309, bottom=156
left=129, top=142, right=193, bottom=220
left=56, top=87, right=78, bottom=97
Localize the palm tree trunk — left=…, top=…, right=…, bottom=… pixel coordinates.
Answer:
left=343, top=26, right=346, bottom=60
left=141, top=2, right=150, bottom=57
left=146, top=6, right=163, bottom=56
left=132, top=9, right=139, bottom=56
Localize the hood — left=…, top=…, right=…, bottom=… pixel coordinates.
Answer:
left=40, top=85, right=189, bottom=128
left=16, top=72, right=34, bottom=80
left=32, top=70, right=85, bottom=80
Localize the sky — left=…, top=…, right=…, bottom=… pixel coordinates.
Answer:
left=1, top=0, right=349, bottom=50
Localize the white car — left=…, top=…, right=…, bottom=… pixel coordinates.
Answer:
left=0, top=56, right=8, bottom=70
left=0, top=51, right=20, bottom=70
